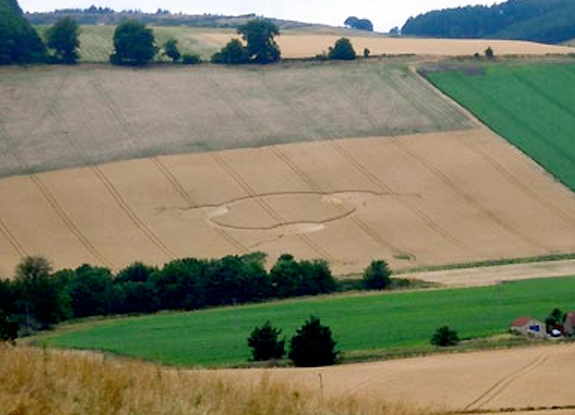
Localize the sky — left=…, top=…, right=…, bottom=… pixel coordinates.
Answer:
left=18, top=0, right=497, bottom=32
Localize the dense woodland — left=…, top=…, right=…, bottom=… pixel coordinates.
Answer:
left=401, top=0, right=575, bottom=44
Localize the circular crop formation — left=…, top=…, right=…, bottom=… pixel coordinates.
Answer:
left=208, top=192, right=359, bottom=234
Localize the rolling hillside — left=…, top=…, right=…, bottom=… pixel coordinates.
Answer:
left=1, top=59, right=575, bottom=276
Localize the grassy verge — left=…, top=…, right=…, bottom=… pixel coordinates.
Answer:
left=32, top=277, right=575, bottom=367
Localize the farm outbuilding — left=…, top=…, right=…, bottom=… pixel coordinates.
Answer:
left=510, top=316, right=546, bottom=338
left=563, top=312, right=575, bottom=336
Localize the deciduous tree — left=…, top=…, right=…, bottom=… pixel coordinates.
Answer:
left=110, top=20, right=157, bottom=66
left=46, top=16, right=80, bottom=64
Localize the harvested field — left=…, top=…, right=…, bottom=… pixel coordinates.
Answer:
left=1, top=128, right=575, bottom=277
left=202, top=32, right=575, bottom=58
left=0, top=63, right=471, bottom=178
left=227, top=343, right=575, bottom=413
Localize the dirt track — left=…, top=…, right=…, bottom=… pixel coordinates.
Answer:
left=403, top=259, right=575, bottom=287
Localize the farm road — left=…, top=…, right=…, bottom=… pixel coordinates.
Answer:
left=402, top=259, right=575, bottom=287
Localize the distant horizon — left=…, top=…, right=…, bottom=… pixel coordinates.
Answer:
left=18, top=1, right=498, bottom=32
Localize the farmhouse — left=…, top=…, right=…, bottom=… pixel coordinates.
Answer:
left=510, top=316, right=546, bottom=338
left=563, top=312, right=575, bottom=336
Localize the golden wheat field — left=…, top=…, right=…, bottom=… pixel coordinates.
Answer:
left=0, top=127, right=574, bottom=276
left=198, top=32, right=575, bottom=58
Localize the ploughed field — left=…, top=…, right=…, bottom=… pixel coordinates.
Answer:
left=1, top=62, right=575, bottom=275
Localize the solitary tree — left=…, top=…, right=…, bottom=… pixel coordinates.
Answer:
left=238, top=19, right=281, bottom=64
left=362, top=260, right=392, bottom=290
left=289, top=316, right=338, bottom=367
left=110, top=20, right=157, bottom=66
left=431, top=325, right=459, bottom=347
left=247, top=321, right=285, bottom=361
left=328, top=37, right=356, bottom=60
left=45, top=16, right=80, bottom=64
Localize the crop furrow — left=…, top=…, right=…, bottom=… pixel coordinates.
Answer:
left=392, top=137, right=550, bottom=251
left=329, top=141, right=471, bottom=254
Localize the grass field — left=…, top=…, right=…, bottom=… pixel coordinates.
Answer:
left=424, top=62, right=575, bottom=193
left=37, top=277, right=575, bottom=367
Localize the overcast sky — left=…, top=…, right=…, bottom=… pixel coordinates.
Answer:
left=18, top=0, right=497, bottom=32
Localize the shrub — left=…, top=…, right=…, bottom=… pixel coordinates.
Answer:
left=0, top=310, right=18, bottom=343
left=211, top=39, right=249, bottom=64
left=247, top=321, right=285, bottom=361
left=181, top=53, right=201, bottom=65
left=328, top=38, right=356, bottom=61
left=162, top=38, right=180, bottom=63
left=485, top=46, right=494, bottom=59
left=430, top=325, right=459, bottom=347
left=289, top=316, right=338, bottom=367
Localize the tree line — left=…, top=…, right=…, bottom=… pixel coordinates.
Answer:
left=0, top=253, right=393, bottom=338
left=401, top=0, right=575, bottom=44
left=2, top=0, right=365, bottom=66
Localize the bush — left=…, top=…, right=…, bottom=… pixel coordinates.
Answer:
left=0, top=310, right=18, bottom=343
left=181, top=53, right=201, bottom=65
left=162, top=38, right=180, bottom=63
left=485, top=46, right=494, bottom=59
left=430, top=325, right=459, bottom=347
left=362, top=260, right=392, bottom=290
left=211, top=38, right=249, bottom=64
left=247, top=321, right=285, bottom=361
left=328, top=38, right=356, bottom=61
left=289, top=316, right=338, bottom=367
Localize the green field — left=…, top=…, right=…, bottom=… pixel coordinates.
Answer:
left=39, top=277, right=575, bottom=367
left=424, top=62, right=575, bottom=192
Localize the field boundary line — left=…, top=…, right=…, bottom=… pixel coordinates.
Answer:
left=391, top=137, right=550, bottom=251
left=329, top=140, right=473, bottom=254
left=210, top=151, right=336, bottom=261
left=464, top=353, right=550, bottom=411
